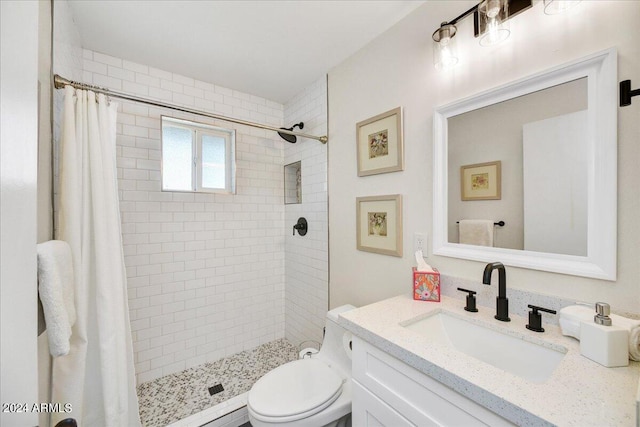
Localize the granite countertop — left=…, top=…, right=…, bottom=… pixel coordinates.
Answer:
left=339, top=294, right=640, bottom=426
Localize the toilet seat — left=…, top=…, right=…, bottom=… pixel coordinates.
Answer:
left=248, top=358, right=344, bottom=423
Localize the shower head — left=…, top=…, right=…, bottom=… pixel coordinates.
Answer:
left=278, top=122, right=304, bottom=143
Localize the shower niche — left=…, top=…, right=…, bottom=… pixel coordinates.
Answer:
left=284, top=161, right=302, bottom=204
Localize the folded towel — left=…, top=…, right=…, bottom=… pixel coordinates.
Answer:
left=37, top=240, right=76, bottom=357
left=559, top=305, right=640, bottom=361
left=459, top=219, right=494, bottom=246
left=559, top=305, right=592, bottom=339
left=611, top=315, right=640, bottom=361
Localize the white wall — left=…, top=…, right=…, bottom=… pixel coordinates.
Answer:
left=37, top=3, right=53, bottom=426
left=38, top=0, right=53, bottom=243
left=328, top=1, right=640, bottom=315
left=283, top=76, right=329, bottom=347
left=1, top=1, right=40, bottom=426
left=52, top=0, right=83, bottom=234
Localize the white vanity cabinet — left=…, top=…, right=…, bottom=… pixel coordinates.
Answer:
left=351, top=336, right=515, bottom=427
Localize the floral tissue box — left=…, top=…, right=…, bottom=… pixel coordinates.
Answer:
left=413, top=267, right=440, bottom=302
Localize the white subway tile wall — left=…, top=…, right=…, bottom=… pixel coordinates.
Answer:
left=283, top=76, right=329, bottom=347
left=54, top=38, right=328, bottom=385
left=80, top=49, right=288, bottom=383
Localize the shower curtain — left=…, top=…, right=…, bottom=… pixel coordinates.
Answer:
left=52, top=86, right=141, bottom=426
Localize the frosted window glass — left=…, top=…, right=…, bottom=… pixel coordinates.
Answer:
left=201, top=134, right=226, bottom=189
left=162, top=126, right=193, bottom=191
left=161, top=117, right=234, bottom=194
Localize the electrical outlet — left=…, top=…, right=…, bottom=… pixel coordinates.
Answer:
left=413, top=232, right=428, bottom=255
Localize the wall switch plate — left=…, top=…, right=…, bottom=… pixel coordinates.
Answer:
left=414, top=232, right=428, bottom=255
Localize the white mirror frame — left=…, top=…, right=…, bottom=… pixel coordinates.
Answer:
left=433, top=48, right=617, bottom=280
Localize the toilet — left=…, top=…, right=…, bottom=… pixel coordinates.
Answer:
left=247, top=305, right=355, bottom=427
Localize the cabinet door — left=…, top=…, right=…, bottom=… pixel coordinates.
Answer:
left=352, top=379, right=416, bottom=427
left=352, top=337, right=515, bottom=427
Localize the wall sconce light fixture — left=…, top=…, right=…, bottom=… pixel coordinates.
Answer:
left=478, top=0, right=510, bottom=47
left=432, top=22, right=459, bottom=70
left=432, top=0, right=557, bottom=70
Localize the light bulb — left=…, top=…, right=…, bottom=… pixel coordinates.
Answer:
left=479, top=0, right=510, bottom=47
left=486, top=0, right=501, bottom=18
left=439, top=44, right=458, bottom=69
left=432, top=22, right=459, bottom=70
left=481, top=18, right=509, bottom=46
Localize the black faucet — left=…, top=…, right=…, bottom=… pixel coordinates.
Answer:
left=482, top=262, right=510, bottom=322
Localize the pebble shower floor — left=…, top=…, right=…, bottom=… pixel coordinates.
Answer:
left=137, top=338, right=298, bottom=427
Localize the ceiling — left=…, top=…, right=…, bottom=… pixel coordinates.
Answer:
left=67, top=1, right=425, bottom=104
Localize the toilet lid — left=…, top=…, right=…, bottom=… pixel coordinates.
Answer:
left=248, top=358, right=343, bottom=421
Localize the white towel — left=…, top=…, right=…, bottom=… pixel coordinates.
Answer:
left=558, top=305, right=591, bottom=339
left=37, top=240, right=76, bottom=357
left=612, top=315, right=640, bottom=361
left=559, top=305, right=640, bottom=361
left=459, top=219, right=494, bottom=246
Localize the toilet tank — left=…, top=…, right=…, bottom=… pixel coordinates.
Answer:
left=317, top=305, right=356, bottom=377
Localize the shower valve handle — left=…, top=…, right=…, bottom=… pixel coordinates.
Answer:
left=293, top=217, right=308, bottom=236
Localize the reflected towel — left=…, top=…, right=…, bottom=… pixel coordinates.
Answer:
left=459, top=219, right=494, bottom=246
left=37, top=240, right=76, bottom=357
left=559, top=305, right=640, bottom=361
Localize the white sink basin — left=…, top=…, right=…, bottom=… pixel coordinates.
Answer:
left=403, top=311, right=566, bottom=383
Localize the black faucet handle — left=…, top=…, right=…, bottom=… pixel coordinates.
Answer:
left=526, top=304, right=557, bottom=332
left=528, top=304, right=557, bottom=315
left=293, top=217, right=308, bottom=236
left=457, top=287, right=479, bottom=312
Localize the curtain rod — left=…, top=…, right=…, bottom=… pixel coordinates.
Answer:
left=53, top=74, right=328, bottom=144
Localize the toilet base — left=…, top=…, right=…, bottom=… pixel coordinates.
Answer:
left=333, top=413, right=352, bottom=427
left=248, top=412, right=351, bottom=427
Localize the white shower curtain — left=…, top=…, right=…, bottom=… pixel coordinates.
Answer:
left=52, top=85, right=141, bottom=426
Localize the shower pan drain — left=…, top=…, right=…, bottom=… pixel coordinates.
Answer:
left=208, top=383, right=224, bottom=396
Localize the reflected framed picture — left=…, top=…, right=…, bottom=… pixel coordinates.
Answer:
left=356, top=194, right=402, bottom=257
left=460, top=161, right=501, bottom=201
left=356, top=107, right=404, bottom=176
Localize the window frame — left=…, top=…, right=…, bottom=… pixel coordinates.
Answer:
left=161, top=116, right=236, bottom=194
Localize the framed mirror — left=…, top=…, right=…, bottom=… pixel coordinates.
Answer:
left=433, top=48, right=617, bottom=280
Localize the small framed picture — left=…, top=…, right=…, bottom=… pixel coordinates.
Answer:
left=356, top=194, right=402, bottom=257
left=356, top=107, right=404, bottom=176
left=460, top=161, right=501, bottom=201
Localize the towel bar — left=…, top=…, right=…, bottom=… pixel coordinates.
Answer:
left=456, top=221, right=505, bottom=227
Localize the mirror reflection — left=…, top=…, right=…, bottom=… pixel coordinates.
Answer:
left=447, top=77, right=588, bottom=256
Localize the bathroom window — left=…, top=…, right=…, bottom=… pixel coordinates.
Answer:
left=161, top=116, right=236, bottom=194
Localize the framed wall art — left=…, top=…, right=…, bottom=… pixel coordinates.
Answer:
left=460, top=160, right=501, bottom=201
left=356, top=107, right=404, bottom=176
left=356, top=194, right=403, bottom=257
